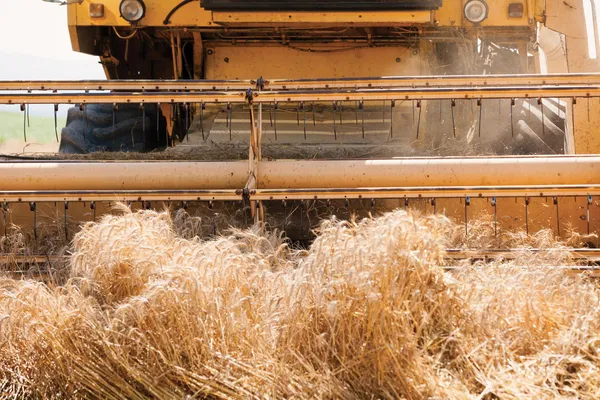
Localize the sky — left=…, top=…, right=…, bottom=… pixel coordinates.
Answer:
left=0, top=1, right=105, bottom=115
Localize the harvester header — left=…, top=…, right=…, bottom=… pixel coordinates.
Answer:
left=2, top=0, right=599, bottom=259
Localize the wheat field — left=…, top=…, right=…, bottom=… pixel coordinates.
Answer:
left=0, top=206, right=599, bottom=399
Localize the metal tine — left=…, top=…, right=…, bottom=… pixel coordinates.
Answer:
left=269, top=102, right=273, bottom=127
left=301, top=101, right=307, bottom=140
left=185, top=103, right=189, bottom=141
left=360, top=100, right=365, bottom=139
left=296, top=103, right=300, bottom=126
left=588, top=96, right=591, bottom=122
left=30, top=202, right=37, bottom=242
left=390, top=100, right=395, bottom=138
left=451, top=99, right=456, bottom=138
left=355, top=101, right=359, bottom=124
left=464, top=196, right=471, bottom=238
left=412, top=100, right=415, bottom=124
left=299, top=200, right=305, bottom=237
left=166, top=105, right=171, bottom=148
left=404, top=198, right=409, bottom=209
left=2, top=203, right=8, bottom=238
left=229, top=103, right=233, bottom=139
left=491, top=197, right=498, bottom=239
left=572, top=98, right=577, bottom=142
left=111, top=104, right=117, bottom=142
left=21, top=104, right=27, bottom=142
left=54, top=104, right=59, bottom=142
left=312, top=101, right=316, bottom=126
left=416, top=100, right=422, bottom=139
left=64, top=202, right=69, bottom=240
left=332, top=101, right=337, bottom=140
left=90, top=201, right=96, bottom=222
left=510, top=98, right=515, bottom=137
left=283, top=200, right=288, bottom=231
left=327, top=199, right=332, bottom=216
left=538, top=98, right=545, bottom=135
left=478, top=99, right=483, bottom=137
left=554, top=197, right=560, bottom=237
left=371, top=199, right=376, bottom=215
left=225, top=103, right=230, bottom=128
left=140, top=103, right=146, bottom=139
left=431, top=198, right=437, bottom=214
left=274, top=102, right=278, bottom=140
left=382, top=100, right=386, bottom=123
left=227, top=102, right=232, bottom=140
left=209, top=201, right=217, bottom=236
left=588, top=196, right=593, bottom=235
left=339, top=101, right=343, bottom=125
left=156, top=103, right=160, bottom=142
left=26, top=104, right=30, bottom=128
left=200, top=102, right=205, bottom=141
left=525, top=197, right=530, bottom=235
left=81, top=104, right=87, bottom=140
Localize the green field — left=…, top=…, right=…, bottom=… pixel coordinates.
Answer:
left=0, top=111, right=65, bottom=145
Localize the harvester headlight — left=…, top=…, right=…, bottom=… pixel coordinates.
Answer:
left=464, top=0, right=489, bottom=24
left=120, top=0, right=146, bottom=23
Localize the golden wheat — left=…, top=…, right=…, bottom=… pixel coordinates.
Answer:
left=1, top=207, right=600, bottom=399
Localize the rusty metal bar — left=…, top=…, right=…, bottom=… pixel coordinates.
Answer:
left=446, top=249, right=600, bottom=261
left=0, top=157, right=597, bottom=202
left=253, top=86, right=600, bottom=103
left=443, top=266, right=600, bottom=278
left=3, top=85, right=600, bottom=105
left=0, top=190, right=242, bottom=203
left=0, top=186, right=596, bottom=203
left=0, top=255, right=64, bottom=267
left=5, top=73, right=600, bottom=92
left=0, top=161, right=248, bottom=191
left=1, top=157, right=598, bottom=192
left=266, top=73, right=600, bottom=89
left=256, top=157, right=600, bottom=189
left=0, top=92, right=248, bottom=105
left=252, top=186, right=600, bottom=201
left=0, top=80, right=253, bottom=91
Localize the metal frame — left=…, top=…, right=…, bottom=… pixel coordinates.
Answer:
left=4, top=73, right=600, bottom=91
left=1, top=86, right=599, bottom=105
left=0, top=157, right=599, bottom=202
left=1, top=76, right=598, bottom=231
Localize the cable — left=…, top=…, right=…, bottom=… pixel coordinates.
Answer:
left=164, top=0, right=198, bottom=25
left=284, top=43, right=371, bottom=53
left=112, top=26, right=139, bottom=40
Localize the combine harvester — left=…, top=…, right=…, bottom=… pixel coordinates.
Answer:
left=2, top=0, right=600, bottom=266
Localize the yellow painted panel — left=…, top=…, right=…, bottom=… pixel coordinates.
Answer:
left=573, top=99, right=600, bottom=154
left=74, top=0, right=212, bottom=27
left=212, top=11, right=432, bottom=25
left=67, top=3, right=77, bottom=26
left=204, top=46, right=421, bottom=80
left=496, top=198, right=526, bottom=233
left=436, top=0, right=532, bottom=27
left=73, top=0, right=531, bottom=28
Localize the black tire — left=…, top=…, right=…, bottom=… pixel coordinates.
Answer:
left=59, top=104, right=166, bottom=154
